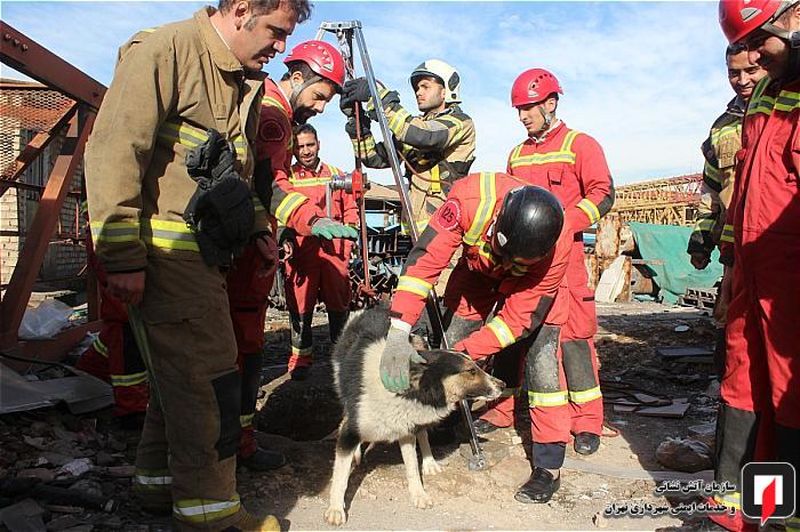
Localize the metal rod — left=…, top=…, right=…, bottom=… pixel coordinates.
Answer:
left=320, top=21, right=486, bottom=470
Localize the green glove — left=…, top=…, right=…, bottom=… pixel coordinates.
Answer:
left=380, top=324, right=426, bottom=393
left=311, top=218, right=359, bottom=240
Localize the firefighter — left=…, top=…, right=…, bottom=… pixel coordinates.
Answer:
left=339, top=60, right=475, bottom=291
left=382, top=172, right=574, bottom=503
left=686, top=44, right=766, bottom=378
left=711, top=1, right=800, bottom=530
left=84, top=1, right=352, bottom=528
left=227, top=39, right=357, bottom=470
left=281, top=123, right=358, bottom=380
left=478, top=69, right=614, bottom=459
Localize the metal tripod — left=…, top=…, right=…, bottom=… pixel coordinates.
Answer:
left=316, top=20, right=487, bottom=471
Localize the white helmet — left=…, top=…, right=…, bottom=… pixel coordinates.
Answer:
left=410, top=59, right=461, bottom=104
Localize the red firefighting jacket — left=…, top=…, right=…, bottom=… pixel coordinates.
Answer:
left=390, top=172, right=571, bottom=360
left=506, top=122, right=614, bottom=234
left=288, top=160, right=358, bottom=260
left=256, top=77, right=324, bottom=235
left=720, top=76, right=800, bottom=263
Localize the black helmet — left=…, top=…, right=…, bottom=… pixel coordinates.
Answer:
left=494, top=186, right=564, bottom=261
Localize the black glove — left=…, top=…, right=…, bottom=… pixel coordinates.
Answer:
left=185, top=129, right=237, bottom=186
left=345, top=112, right=371, bottom=138
left=340, top=78, right=372, bottom=108
left=193, top=177, right=255, bottom=266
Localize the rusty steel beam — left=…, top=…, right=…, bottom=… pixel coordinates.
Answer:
left=0, top=21, right=106, bottom=109
left=0, top=102, right=78, bottom=195
left=0, top=112, right=94, bottom=350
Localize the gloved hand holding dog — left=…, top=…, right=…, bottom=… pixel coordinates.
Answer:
left=381, top=321, right=426, bottom=392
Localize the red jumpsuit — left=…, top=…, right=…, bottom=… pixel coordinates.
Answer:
left=487, top=122, right=614, bottom=438
left=226, top=77, right=325, bottom=456
left=391, top=172, right=576, bottom=469
left=709, top=77, right=800, bottom=532
left=76, top=229, right=148, bottom=417
left=284, top=161, right=357, bottom=372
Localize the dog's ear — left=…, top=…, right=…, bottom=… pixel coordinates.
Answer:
left=409, top=333, right=430, bottom=351
left=415, top=350, right=440, bottom=365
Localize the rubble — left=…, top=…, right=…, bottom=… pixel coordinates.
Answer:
left=655, top=438, right=713, bottom=473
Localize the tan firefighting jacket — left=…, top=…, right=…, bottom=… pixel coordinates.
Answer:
left=85, top=7, right=267, bottom=273
left=687, top=96, right=743, bottom=260
left=348, top=86, right=476, bottom=233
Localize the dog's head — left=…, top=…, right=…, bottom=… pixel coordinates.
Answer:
left=410, top=350, right=505, bottom=406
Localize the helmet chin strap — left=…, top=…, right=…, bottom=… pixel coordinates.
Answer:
left=288, top=74, right=322, bottom=113
left=530, top=106, right=556, bottom=140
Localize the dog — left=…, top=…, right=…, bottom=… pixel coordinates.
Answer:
left=324, top=306, right=504, bottom=526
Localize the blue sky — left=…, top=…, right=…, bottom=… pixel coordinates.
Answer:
left=2, top=1, right=732, bottom=186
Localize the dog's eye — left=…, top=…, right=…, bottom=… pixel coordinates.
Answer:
left=466, top=367, right=478, bottom=375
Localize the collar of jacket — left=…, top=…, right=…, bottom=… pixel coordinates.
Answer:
left=529, top=120, right=564, bottom=145
left=726, top=95, right=747, bottom=117
left=422, top=104, right=458, bottom=120
left=195, top=7, right=253, bottom=76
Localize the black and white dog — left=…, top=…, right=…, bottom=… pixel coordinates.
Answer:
left=325, top=307, right=504, bottom=526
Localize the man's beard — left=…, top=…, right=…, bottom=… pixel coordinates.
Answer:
left=293, top=108, right=316, bottom=125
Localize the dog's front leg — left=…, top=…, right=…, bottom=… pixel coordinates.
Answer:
left=398, top=434, right=433, bottom=509
left=417, top=430, right=442, bottom=476
left=325, top=430, right=359, bottom=526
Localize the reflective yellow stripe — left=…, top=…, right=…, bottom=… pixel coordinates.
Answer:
left=429, top=164, right=441, bottom=194
left=508, top=131, right=582, bottom=168
left=111, top=371, right=148, bottom=387
left=141, top=219, right=199, bottom=252
left=92, top=336, right=109, bottom=357
left=774, top=90, right=800, bottom=112
left=713, top=491, right=741, bottom=510
left=134, top=468, right=172, bottom=488
left=396, top=275, right=433, bottom=297
left=291, top=345, right=313, bottom=357
left=262, top=96, right=288, bottom=117
left=463, top=172, right=497, bottom=245
left=509, top=151, right=576, bottom=167
left=240, top=413, right=254, bottom=428
left=568, top=386, right=602, bottom=404
left=90, top=221, right=140, bottom=244
left=528, top=390, right=569, bottom=407
left=275, top=192, right=308, bottom=225
left=720, top=223, right=735, bottom=244
left=157, top=120, right=246, bottom=156
left=289, top=176, right=332, bottom=187
left=704, top=161, right=723, bottom=185
left=486, top=316, right=515, bottom=348
left=173, top=496, right=241, bottom=522
left=476, top=241, right=495, bottom=263
left=694, top=218, right=715, bottom=232
left=577, top=198, right=601, bottom=224
left=388, top=108, right=412, bottom=132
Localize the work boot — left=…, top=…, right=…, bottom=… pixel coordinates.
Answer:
left=221, top=509, right=281, bottom=531
left=573, top=432, right=600, bottom=455
left=238, top=447, right=287, bottom=471
left=473, top=418, right=501, bottom=435
left=514, top=467, right=560, bottom=504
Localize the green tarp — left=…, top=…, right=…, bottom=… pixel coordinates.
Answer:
left=628, top=222, right=723, bottom=304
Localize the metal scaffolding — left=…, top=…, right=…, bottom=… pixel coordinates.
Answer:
left=611, top=173, right=703, bottom=226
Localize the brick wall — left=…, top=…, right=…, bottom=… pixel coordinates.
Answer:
left=0, top=127, right=86, bottom=289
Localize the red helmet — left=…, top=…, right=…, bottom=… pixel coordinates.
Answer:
left=718, top=0, right=800, bottom=43
left=510, top=68, right=563, bottom=108
left=283, top=40, right=345, bottom=89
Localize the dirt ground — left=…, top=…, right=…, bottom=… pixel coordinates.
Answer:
left=0, top=301, right=722, bottom=531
